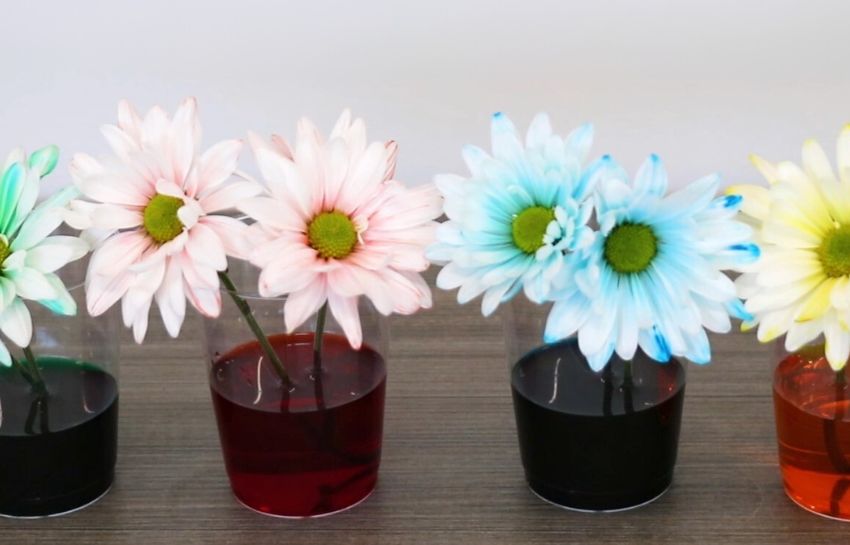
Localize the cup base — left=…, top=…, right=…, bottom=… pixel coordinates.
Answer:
left=784, top=487, right=850, bottom=522
left=233, top=483, right=376, bottom=519
left=0, top=484, right=113, bottom=520
left=527, top=480, right=671, bottom=513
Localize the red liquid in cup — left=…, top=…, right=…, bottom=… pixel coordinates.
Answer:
left=774, top=351, right=850, bottom=519
left=210, top=333, right=386, bottom=517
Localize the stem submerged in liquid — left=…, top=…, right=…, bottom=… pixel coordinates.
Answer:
left=825, top=367, right=850, bottom=515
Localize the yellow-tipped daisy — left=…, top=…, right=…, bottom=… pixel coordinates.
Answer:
left=730, top=125, right=850, bottom=370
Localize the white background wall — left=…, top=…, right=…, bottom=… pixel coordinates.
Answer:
left=2, top=0, right=849, bottom=194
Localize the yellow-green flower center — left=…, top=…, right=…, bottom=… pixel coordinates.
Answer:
left=0, top=236, right=11, bottom=266
left=604, top=223, right=659, bottom=274
left=512, top=206, right=555, bottom=254
left=143, top=194, right=185, bottom=244
left=308, top=211, right=358, bottom=259
left=818, top=224, right=850, bottom=278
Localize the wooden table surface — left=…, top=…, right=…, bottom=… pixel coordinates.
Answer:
left=2, top=271, right=846, bottom=544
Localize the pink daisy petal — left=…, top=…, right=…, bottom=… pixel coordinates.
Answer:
left=128, top=232, right=187, bottom=273
left=121, top=289, right=153, bottom=344
left=254, top=148, right=312, bottom=218
left=90, top=204, right=143, bottom=230
left=200, top=180, right=262, bottom=213
left=196, top=139, right=243, bottom=196
left=89, top=231, right=151, bottom=278
left=250, top=235, right=311, bottom=268
left=258, top=254, right=317, bottom=297
left=330, top=265, right=393, bottom=315
left=295, top=118, right=326, bottom=211
left=185, top=223, right=227, bottom=271
left=141, top=106, right=170, bottom=149
left=200, top=215, right=254, bottom=260
left=69, top=153, right=104, bottom=185
left=330, top=110, right=353, bottom=140
left=327, top=292, right=362, bottom=349
left=117, top=99, right=143, bottom=144
left=100, top=124, right=140, bottom=160
left=238, top=196, right=304, bottom=232
left=183, top=273, right=221, bottom=317
left=155, top=178, right=185, bottom=198
left=347, top=246, right=391, bottom=270
left=77, top=173, right=149, bottom=207
left=168, top=97, right=197, bottom=184
left=322, top=138, right=350, bottom=210
left=177, top=201, right=202, bottom=230
left=383, top=141, right=398, bottom=181
left=86, top=268, right=133, bottom=316
left=179, top=253, right=218, bottom=290
left=271, top=134, right=294, bottom=160
left=155, top=257, right=187, bottom=338
left=377, top=268, right=432, bottom=314
left=284, top=277, right=328, bottom=333
left=335, top=142, right=387, bottom=213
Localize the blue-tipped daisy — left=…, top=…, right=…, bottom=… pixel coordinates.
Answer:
left=544, top=154, right=759, bottom=370
left=427, top=112, right=597, bottom=315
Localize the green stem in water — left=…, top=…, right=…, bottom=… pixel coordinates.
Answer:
left=11, top=357, right=37, bottom=388
left=218, top=271, right=290, bottom=385
left=22, top=345, right=47, bottom=394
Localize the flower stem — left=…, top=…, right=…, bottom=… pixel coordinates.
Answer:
left=623, top=360, right=635, bottom=414
left=602, top=363, right=613, bottom=417
left=218, top=271, right=290, bottom=385
left=21, top=345, right=47, bottom=395
left=825, top=367, right=850, bottom=516
left=313, top=303, right=328, bottom=411
left=11, top=357, right=37, bottom=388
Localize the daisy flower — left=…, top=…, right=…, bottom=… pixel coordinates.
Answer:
left=545, top=155, right=759, bottom=370
left=240, top=110, right=442, bottom=349
left=68, top=98, right=260, bottom=342
left=427, top=112, right=596, bottom=316
left=0, top=146, right=89, bottom=366
left=729, top=127, right=850, bottom=370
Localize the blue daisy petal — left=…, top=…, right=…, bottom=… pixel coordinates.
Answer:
left=430, top=113, right=598, bottom=316
left=544, top=158, right=756, bottom=369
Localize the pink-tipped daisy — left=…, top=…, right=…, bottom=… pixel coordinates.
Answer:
left=241, top=110, right=442, bottom=348
left=68, top=97, right=261, bottom=342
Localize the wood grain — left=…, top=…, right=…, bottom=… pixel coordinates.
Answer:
left=1, top=271, right=845, bottom=544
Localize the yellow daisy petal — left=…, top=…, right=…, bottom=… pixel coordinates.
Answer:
left=837, top=124, right=850, bottom=186
left=824, top=317, right=850, bottom=370
left=750, top=154, right=779, bottom=184
left=757, top=307, right=795, bottom=343
left=795, top=277, right=837, bottom=322
left=726, top=184, right=770, bottom=221
left=775, top=162, right=834, bottom=233
left=831, top=276, right=850, bottom=310
left=802, top=139, right=838, bottom=183
left=762, top=217, right=822, bottom=248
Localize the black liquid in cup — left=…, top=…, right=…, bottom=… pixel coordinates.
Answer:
left=511, top=339, right=685, bottom=511
left=0, top=358, right=118, bottom=517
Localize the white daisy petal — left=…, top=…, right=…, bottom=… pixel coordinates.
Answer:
left=0, top=299, right=32, bottom=348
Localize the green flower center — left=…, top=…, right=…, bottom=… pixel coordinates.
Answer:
left=512, top=206, right=555, bottom=254
left=308, top=211, right=358, bottom=259
left=143, top=194, right=185, bottom=244
left=818, top=224, right=850, bottom=278
left=0, top=236, right=11, bottom=266
left=604, top=223, right=659, bottom=274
